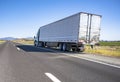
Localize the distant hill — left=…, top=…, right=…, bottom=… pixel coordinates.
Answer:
left=0, top=37, right=17, bottom=40
left=0, top=37, right=33, bottom=41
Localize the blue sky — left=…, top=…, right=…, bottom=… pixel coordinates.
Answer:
left=0, top=0, right=120, bottom=40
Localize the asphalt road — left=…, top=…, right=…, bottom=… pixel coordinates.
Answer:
left=0, top=41, right=120, bottom=82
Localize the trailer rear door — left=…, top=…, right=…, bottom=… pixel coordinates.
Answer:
left=79, top=13, right=101, bottom=43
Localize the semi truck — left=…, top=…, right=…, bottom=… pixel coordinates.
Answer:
left=34, top=12, right=102, bottom=52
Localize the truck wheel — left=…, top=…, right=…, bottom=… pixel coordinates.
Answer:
left=72, top=48, right=76, bottom=52
left=59, top=43, right=63, bottom=51
left=62, top=43, right=67, bottom=51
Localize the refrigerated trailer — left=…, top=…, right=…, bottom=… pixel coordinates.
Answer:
left=34, top=12, right=102, bottom=52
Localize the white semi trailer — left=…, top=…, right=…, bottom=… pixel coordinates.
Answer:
left=34, top=12, right=102, bottom=52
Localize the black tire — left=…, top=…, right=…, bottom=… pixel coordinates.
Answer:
left=72, top=48, right=76, bottom=52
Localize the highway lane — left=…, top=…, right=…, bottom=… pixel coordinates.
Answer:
left=0, top=41, right=120, bottom=82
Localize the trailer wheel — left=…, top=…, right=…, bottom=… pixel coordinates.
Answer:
left=59, top=43, right=63, bottom=51
left=72, top=48, right=76, bottom=52
left=62, top=43, right=67, bottom=51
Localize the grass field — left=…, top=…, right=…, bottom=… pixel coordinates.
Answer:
left=85, top=41, right=120, bottom=57
left=13, top=39, right=34, bottom=45
left=99, top=41, right=120, bottom=46
left=0, top=40, right=6, bottom=44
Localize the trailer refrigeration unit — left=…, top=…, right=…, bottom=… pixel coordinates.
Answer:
left=34, top=12, right=102, bottom=52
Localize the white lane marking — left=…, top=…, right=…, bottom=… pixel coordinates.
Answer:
left=45, top=73, right=61, bottom=82
left=67, top=55, right=120, bottom=69
left=17, top=47, right=20, bottom=51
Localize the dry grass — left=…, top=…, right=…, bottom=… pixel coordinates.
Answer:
left=85, top=46, right=120, bottom=57
left=13, top=39, right=34, bottom=45
left=0, top=40, right=6, bottom=44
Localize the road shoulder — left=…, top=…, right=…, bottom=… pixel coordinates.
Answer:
left=38, top=47, right=120, bottom=68
left=64, top=53, right=120, bottom=68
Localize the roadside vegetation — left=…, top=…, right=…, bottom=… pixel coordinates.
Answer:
left=85, top=41, right=120, bottom=57
left=0, top=40, right=6, bottom=44
left=13, top=39, right=34, bottom=45
left=12, top=39, right=120, bottom=57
